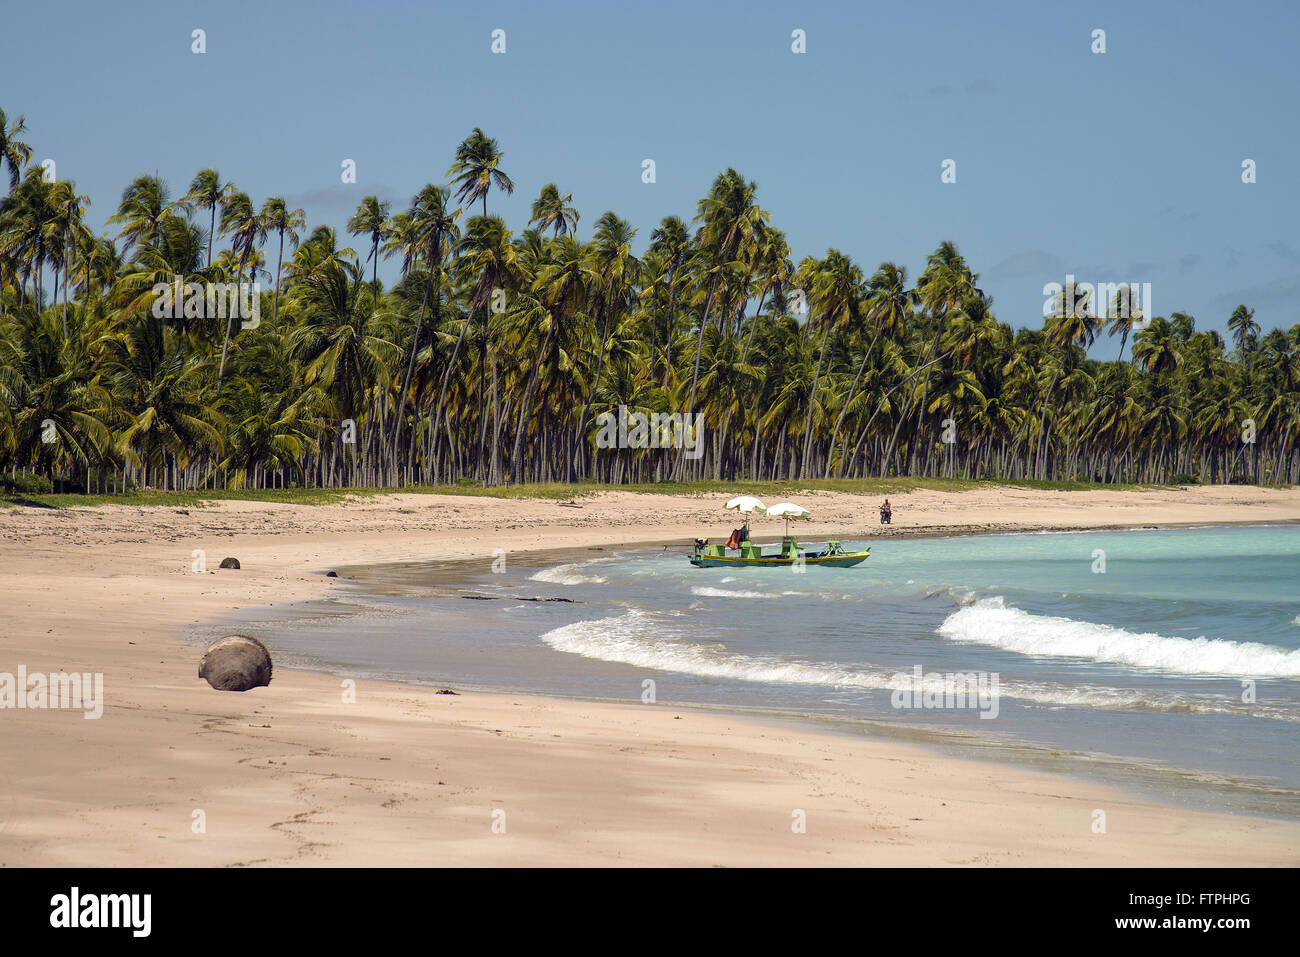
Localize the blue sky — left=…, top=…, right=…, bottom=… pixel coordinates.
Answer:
left=5, top=0, right=1299, bottom=346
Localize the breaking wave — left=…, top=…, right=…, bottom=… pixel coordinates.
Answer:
left=690, top=586, right=801, bottom=599
left=528, top=562, right=609, bottom=586
left=940, top=598, right=1300, bottom=678
left=538, top=609, right=1297, bottom=720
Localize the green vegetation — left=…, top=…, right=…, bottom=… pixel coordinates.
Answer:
left=0, top=477, right=1160, bottom=510
left=0, top=469, right=52, bottom=494
left=2, top=109, right=1295, bottom=495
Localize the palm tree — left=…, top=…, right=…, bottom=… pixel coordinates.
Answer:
left=432, top=215, right=519, bottom=480
left=183, top=169, right=229, bottom=267
left=0, top=168, right=57, bottom=308
left=529, top=183, right=579, bottom=238
left=1105, top=285, right=1143, bottom=362
left=217, top=376, right=325, bottom=487
left=1034, top=279, right=1099, bottom=477
left=0, top=108, right=33, bottom=190
left=216, top=190, right=264, bottom=382
left=44, top=179, right=91, bottom=335
left=260, top=196, right=306, bottom=333
left=829, top=262, right=914, bottom=476
left=72, top=233, right=122, bottom=302
left=571, top=212, right=639, bottom=481
left=648, top=216, right=691, bottom=389
left=0, top=307, right=112, bottom=483
left=347, top=195, right=391, bottom=312
left=447, top=128, right=515, bottom=216
left=894, top=241, right=980, bottom=475
left=107, top=175, right=180, bottom=252
left=1170, top=311, right=1196, bottom=342
left=388, top=185, right=460, bottom=465
left=111, top=216, right=213, bottom=341
left=101, top=312, right=222, bottom=489
left=697, top=327, right=762, bottom=479
left=286, top=257, right=400, bottom=483
left=1228, top=304, right=1260, bottom=370
left=284, top=226, right=357, bottom=286
left=676, top=169, right=767, bottom=479
left=800, top=249, right=863, bottom=477
left=1132, top=316, right=1180, bottom=376
left=511, top=234, right=593, bottom=482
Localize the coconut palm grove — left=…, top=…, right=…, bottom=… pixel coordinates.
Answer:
left=0, top=109, right=1294, bottom=494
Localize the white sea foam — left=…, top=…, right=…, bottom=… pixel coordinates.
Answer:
left=537, top=610, right=1297, bottom=720
left=690, top=586, right=811, bottom=599
left=691, top=585, right=785, bottom=599
left=541, top=609, right=927, bottom=691
left=940, top=598, right=1300, bottom=678
left=528, top=562, right=609, bottom=585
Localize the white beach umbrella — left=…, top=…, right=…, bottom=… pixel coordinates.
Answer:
left=766, top=502, right=811, bottom=536
left=725, top=495, right=767, bottom=514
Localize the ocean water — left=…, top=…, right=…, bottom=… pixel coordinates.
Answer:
left=200, top=525, right=1300, bottom=818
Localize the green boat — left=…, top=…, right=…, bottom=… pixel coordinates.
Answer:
left=690, top=536, right=869, bottom=568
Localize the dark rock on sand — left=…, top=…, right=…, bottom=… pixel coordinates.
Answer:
left=219, top=557, right=241, bottom=569
left=463, top=595, right=499, bottom=600
left=199, top=635, right=273, bottom=692
left=436, top=689, right=459, bottom=695
left=325, top=570, right=338, bottom=577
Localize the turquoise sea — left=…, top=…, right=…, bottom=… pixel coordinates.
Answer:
left=201, top=525, right=1300, bottom=819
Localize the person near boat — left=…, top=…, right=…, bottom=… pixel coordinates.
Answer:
left=725, top=521, right=751, bottom=550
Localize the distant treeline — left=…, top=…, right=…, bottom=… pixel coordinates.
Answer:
left=0, top=110, right=1293, bottom=492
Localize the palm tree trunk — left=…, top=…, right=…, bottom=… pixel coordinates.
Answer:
left=829, top=329, right=884, bottom=477
left=674, top=273, right=721, bottom=480
left=217, top=248, right=249, bottom=382
left=511, top=321, right=555, bottom=484
left=392, top=266, right=436, bottom=462
left=272, top=231, right=285, bottom=334
left=569, top=303, right=615, bottom=483
left=799, top=330, right=832, bottom=478
left=1035, top=366, right=1062, bottom=479
left=429, top=315, right=470, bottom=481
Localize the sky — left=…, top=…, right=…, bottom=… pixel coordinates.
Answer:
left=5, top=0, right=1299, bottom=348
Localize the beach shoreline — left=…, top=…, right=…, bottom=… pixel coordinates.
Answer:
left=192, top=541, right=1300, bottom=826
left=3, top=484, right=1300, bottom=866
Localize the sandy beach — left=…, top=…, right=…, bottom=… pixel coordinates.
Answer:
left=2, top=483, right=1299, bottom=867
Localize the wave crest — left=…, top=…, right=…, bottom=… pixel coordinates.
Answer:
left=528, top=562, right=609, bottom=585
left=538, top=610, right=1297, bottom=721
left=940, top=598, right=1300, bottom=678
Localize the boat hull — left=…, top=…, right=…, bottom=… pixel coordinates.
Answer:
left=689, top=551, right=869, bottom=568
